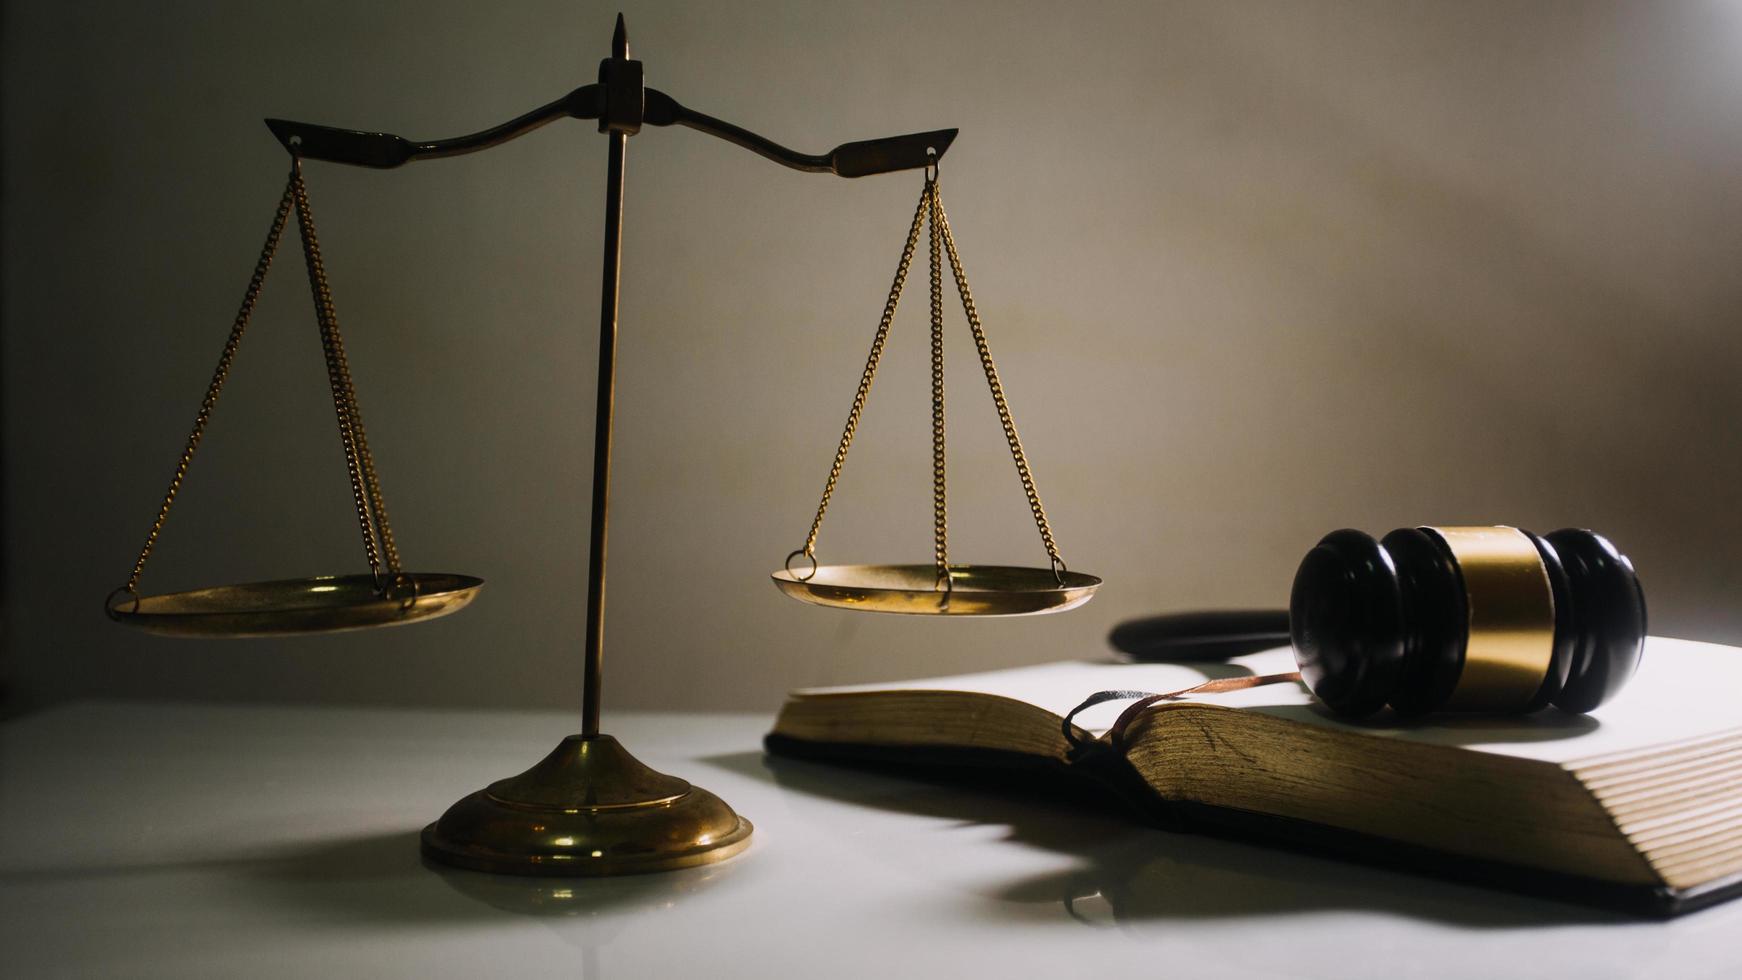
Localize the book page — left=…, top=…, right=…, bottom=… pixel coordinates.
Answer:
left=795, top=636, right=1742, bottom=764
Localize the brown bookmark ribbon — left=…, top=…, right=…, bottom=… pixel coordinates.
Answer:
left=1062, top=672, right=1304, bottom=756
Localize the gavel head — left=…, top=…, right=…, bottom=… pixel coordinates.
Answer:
left=1289, top=526, right=1645, bottom=719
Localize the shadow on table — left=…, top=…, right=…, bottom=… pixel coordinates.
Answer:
left=1260, top=700, right=1602, bottom=745
left=702, top=749, right=1631, bottom=929
left=0, top=827, right=738, bottom=923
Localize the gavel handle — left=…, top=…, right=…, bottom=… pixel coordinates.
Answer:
left=1109, top=609, right=1291, bottom=662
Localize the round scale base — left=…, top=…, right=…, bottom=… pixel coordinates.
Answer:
left=420, top=734, right=751, bottom=876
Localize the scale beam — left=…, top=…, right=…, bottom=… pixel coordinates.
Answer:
left=647, top=91, right=956, bottom=177
left=265, top=87, right=599, bottom=169
left=267, top=88, right=954, bottom=178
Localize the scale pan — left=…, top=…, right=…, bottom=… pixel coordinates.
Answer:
left=107, top=573, right=483, bottom=638
left=771, top=563, right=1100, bottom=616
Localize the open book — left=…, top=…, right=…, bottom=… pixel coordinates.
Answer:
left=766, top=636, right=1742, bottom=916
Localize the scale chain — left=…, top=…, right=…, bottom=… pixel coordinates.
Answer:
left=926, top=178, right=948, bottom=586
left=934, top=186, right=1066, bottom=578
left=791, top=171, right=1067, bottom=583
left=290, top=160, right=403, bottom=584
left=792, top=181, right=931, bottom=576
left=117, top=172, right=298, bottom=597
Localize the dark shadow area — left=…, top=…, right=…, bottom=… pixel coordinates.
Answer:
left=0, top=827, right=735, bottom=924
left=1108, top=610, right=1291, bottom=662
left=703, top=749, right=1633, bottom=929
left=1, top=830, right=491, bottom=925
left=1259, top=701, right=1603, bottom=745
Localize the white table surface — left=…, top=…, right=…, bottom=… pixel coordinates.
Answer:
left=3, top=700, right=1738, bottom=980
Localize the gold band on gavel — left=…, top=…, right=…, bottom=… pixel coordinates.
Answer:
left=1427, top=526, right=1556, bottom=711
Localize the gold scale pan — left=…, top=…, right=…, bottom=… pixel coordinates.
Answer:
left=108, top=30, right=1096, bottom=637
left=104, top=156, right=483, bottom=638
left=769, top=158, right=1101, bottom=616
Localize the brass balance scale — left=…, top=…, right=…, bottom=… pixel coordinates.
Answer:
left=106, top=16, right=1100, bottom=876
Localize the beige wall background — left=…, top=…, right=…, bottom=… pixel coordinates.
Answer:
left=3, top=0, right=1739, bottom=715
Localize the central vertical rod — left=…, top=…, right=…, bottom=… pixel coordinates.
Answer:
left=582, top=19, right=630, bottom=738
